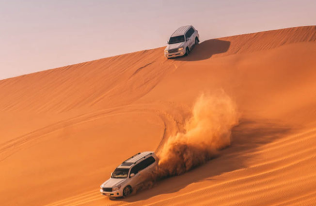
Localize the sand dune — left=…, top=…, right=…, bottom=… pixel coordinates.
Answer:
left=1, top=26, right=316, bottom=206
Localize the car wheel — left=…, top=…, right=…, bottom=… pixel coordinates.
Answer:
left=185, top=47, right=190, bottom=56
left=123, top=186, right=132, bottom=197
left=195, top=37, right=199, bottom=45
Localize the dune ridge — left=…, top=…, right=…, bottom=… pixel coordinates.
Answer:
left=1, top=26, right=316, bottom=206
left=0, top=26, right=315, bottom=113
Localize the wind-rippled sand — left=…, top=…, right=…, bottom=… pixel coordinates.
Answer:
left=1, top=26, right=316, bottom=206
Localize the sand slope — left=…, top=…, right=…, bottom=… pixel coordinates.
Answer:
left=1, top=26, right=316, bottom=206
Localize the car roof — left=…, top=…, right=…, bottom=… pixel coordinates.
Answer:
left=171, top=25, right=193, bottom=37
left=117, top=151, right=154, bottom=169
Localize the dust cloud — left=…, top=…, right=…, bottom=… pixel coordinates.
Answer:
left=156, top=91, right=239, bottom=176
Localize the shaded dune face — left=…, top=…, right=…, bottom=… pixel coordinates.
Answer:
left=1, top=26, right=316, bottom=206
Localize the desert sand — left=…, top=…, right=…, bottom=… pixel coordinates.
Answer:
left=1, top=26, right=316, bottom=206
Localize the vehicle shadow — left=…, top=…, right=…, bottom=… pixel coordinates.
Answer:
left=174, top=39, right=231, bottom=61
left=116, top=117, right=293, bottom=203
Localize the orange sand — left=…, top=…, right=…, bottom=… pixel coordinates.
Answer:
left=1, top=26, right=316, bottom=206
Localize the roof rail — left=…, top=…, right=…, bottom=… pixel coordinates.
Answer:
left=122, top=152, right=141, bottom=163
left=133, top=153, right=152, bottom=164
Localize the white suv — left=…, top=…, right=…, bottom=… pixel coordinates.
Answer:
left=100, top=152, right=158, bottom=198
left=164, top=25, right=199, bottom=58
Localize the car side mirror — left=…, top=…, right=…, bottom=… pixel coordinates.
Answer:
left=130, top=173, right=135, bottom=177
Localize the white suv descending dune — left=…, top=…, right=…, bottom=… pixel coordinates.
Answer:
left=100, top=152, right=158, bottom=198
left=165, top=25, right=199, bottom=58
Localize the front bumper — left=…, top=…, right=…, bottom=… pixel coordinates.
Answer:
left=100, top=188, right=122, bottom=197
left=165, top=50, right=185, bottom=58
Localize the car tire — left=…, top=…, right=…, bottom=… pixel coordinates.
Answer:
left=185, top=47, right=190, bottom=56
left=123, top=186, right=132, bottom=197
left=195, top=37, right=199, bottom=45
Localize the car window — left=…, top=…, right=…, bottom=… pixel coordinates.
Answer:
left=185, top=30, right=190, bottom=38
left=169, top=35, right=185, bottom=44
left=137, top=159, right=148, bottom=171
left=111, top=168, right=129, bottom=179
left=188, top=28, right=194, bottom=38
left=139, top=157, right=156, bottom=170
left=185, top=28, right=194, bottom=39
left=129, top=157, right=156, bottom=177
left=130, top=160, right=146, bottom=176
left=143, top=156, right=156, bottom=168
left=130, top=164, right=140, bottom=175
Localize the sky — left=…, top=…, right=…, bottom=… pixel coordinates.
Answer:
left=0, top=0, right=315, bottom=80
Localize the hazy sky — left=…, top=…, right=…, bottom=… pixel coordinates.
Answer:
left=1, top=0, right=315, bottom=80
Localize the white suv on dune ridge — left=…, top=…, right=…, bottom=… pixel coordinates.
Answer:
left=100, top=152, right=158, bottom=198
left=165, top=25, right=199, bottom=58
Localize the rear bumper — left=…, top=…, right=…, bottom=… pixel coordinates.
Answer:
left=100, top=188, right=122, bottom=197
left=165, top=50, right=185, bottom=58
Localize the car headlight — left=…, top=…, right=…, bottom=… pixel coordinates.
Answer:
left=165, top=50, right=168, bottom=53
left=112, top=185, right=121, bottom=191
left=178, top=47, right=184, bottom=51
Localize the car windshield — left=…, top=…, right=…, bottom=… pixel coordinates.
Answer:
left=168, top=35, right=185, bottom=44
left=111, top=168, right=129, bottom=178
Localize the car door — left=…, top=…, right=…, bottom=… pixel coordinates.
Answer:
left=185, top=30, right=191, bottom=49
left=128, top=160, right=147, bottom=187
left=186, top=28, right=195, bottom=49
left=137, top=157, right=157, bottom=184
left=142, top=157, right=156, bottom=176
left=128, top=157, right=156, bottom=187
left=129, top=163, right=141, bottom=187
left=190, top=28, right=196, bottom=48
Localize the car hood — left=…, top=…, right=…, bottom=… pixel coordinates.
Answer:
left=166, top=42, right=185, bottom=50
left=101, top=178, right=126, bottom=188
